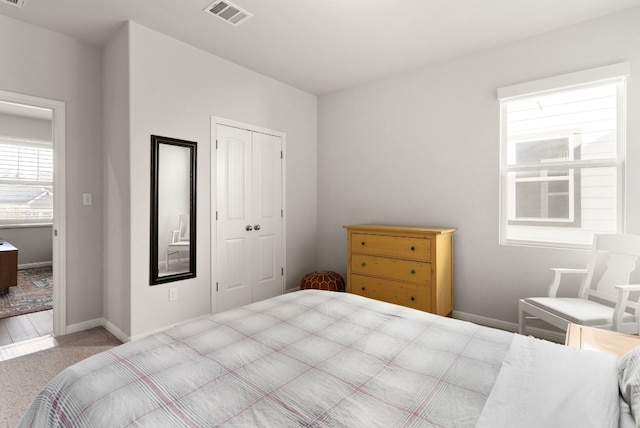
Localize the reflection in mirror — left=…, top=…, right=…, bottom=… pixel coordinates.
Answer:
left=150, top=135, right=196, bottom=285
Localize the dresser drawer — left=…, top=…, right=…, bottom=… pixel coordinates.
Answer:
left=351, top=254, right=430, bottom=285
left=351, top=275, right=430, bottom=311
left=351, top=233, right=430, bottom=261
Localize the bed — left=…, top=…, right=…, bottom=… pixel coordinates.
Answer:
left=17, top=290, right=638, bottom=427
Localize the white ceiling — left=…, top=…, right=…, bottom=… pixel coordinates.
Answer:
left=1, top=0, right=639, bottom=95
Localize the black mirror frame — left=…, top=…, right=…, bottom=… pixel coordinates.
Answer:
left=150, top=135, right=197, bottom=285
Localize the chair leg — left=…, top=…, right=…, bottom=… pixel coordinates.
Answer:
left=518, top=300, right=526, bottom=335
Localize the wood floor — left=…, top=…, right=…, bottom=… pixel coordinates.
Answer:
left=0, top=309, right=53, bottom=347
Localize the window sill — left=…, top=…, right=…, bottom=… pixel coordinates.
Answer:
left=500, top=238, right=591, bottom=251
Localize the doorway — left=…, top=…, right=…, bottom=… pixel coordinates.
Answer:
left=0, top=90, right=66, bottom=341
left=212, top=118, right=286, bottom=313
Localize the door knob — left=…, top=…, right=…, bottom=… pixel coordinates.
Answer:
left=245, top=225, right=253, bottom=231
left=254, top=224, right=261, bottom=231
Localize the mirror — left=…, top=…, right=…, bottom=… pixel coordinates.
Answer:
left=150, top=135, right=196, bottom=285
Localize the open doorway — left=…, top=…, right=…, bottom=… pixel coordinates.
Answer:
left=0, top=90, right=66, bottom=347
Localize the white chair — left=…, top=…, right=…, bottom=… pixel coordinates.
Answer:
left=166, top=214, right=190, bottom=271
left=519, top=234, right=640, bottom=336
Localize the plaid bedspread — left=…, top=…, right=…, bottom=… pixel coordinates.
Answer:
left=18, top=290, right=514, bottom=427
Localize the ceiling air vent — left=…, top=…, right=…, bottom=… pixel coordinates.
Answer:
left=204, top=1, right=253, bottom=27
left=1, top=0, right=26, bottom=8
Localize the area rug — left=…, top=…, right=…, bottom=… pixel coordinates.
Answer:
left=0, top=266, right=52, bottom=320
left=0, top=327, right=121, bottom=428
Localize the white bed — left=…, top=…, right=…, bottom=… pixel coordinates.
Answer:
left=17, top=290, right=636, bottom=427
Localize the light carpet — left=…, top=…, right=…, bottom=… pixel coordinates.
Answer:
left=0, top=327, right=121, bottom=428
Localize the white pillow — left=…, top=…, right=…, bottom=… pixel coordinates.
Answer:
left=477, top=334, right=620, bottom=428
left=618, top=345, right=640, bottom=427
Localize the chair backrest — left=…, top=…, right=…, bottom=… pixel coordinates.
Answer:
left=178, top=214, right=190, bottom=241
left=581, top=234, right=640, bottom=307
left=171, top=214, right=190, bottom=243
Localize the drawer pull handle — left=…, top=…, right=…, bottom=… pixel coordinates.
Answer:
left=361, top=262, right=367, bottom=267
left=361, top=242, right=366, bottom=246
left=410, top=296, right=415, bottom=301
left=410, top=269, right=416, bottom=274
left=411, top=246, right=415, bottom=251
left=361, top=287, right=365, bottom=291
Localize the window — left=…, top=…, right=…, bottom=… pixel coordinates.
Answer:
left=510, top=132, right=578, bottom=225
left=0, top=137, right=53, bottom=225
left=499, top=63, right=628, bottom=248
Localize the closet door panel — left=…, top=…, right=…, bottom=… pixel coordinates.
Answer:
left=215, top=125, right=253, bottom=312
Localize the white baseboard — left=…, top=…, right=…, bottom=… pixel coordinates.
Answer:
left=102, top=319, right=131, bottom=343
left=64, top=317, right=131, bottom=343
left=453, top=311, right=566, bottom=343
left=64, top=314, right=213, bottom=344
left=128, top=313, right=213, bottom=342
left=65, top=317, right=104, bottom=335
left=18, top=261, right=53, bottom=270
left=454, top=311, right=517, bottom=332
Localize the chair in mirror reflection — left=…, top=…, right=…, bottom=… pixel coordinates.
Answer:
left=165, top=214, right=190, bottom=272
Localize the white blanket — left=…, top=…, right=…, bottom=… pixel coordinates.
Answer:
left=21, top=290, right=621, bottom=427
left=19, top=290, right=515, bottom=427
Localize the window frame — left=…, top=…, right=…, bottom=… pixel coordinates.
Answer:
left=498, top=63, right=628, bottom=249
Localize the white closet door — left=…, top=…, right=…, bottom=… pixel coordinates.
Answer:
left=216, top=125, right=253, bottom=312
left=215, top=123, right=283, bottom=313
left=251, top=131, right=283, bottom=303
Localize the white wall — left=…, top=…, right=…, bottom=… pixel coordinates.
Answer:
left=10, top=5, right=634, bottom=336
left=0, top=113, right=51, bottom=140
left=1, top=227, right=52, bottom=266
left=0, top=14, right=104, bottom=326
left=103, top=23, right=131, bottom=337
left=124, top=22, right=317, bottom=338
left=317, top=8, right=640, bottom=325
left=1, top=15, right=317, bottom=339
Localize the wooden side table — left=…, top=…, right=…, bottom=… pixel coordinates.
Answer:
left=565, top=323, right=640, bottom=356
left=0, top=241, right=18, bottom=295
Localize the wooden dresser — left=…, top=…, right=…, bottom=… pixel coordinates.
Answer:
left=344, top=224, right=456, bottom=316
